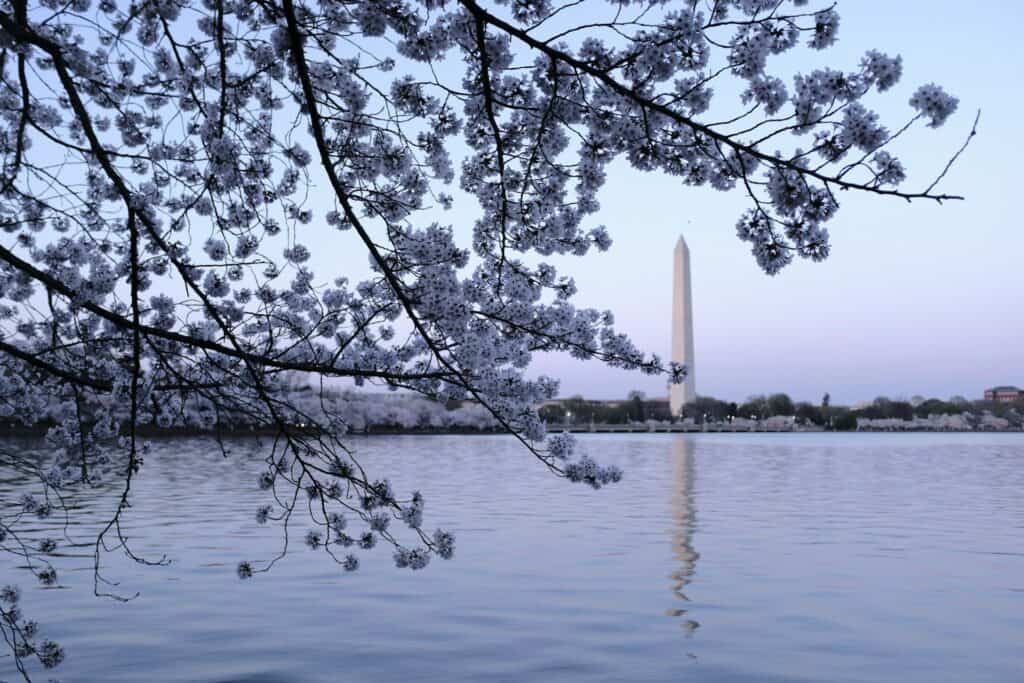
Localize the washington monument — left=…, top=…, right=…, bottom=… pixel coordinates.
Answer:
left=670, top=236, right=696, bottom=416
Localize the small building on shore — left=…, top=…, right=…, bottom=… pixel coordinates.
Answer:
left=984, top=386, right=1023, bottom=403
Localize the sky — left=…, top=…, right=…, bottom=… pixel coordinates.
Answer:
left=516, top=1, right=1024, bottom=405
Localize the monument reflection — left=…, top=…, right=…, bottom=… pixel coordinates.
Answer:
left=667, top=436, right=700, bottom=634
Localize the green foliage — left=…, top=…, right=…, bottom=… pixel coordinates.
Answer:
left=538, top=392, right=1022, bottom=430
left=538, top=404, right=566, bottom=423
left=913, top=398, right=962, bottom=417
left=539, top=393, right=672, bottom=425
left=767, top=393, right=795, bottom=417
left=859, top=397, right=914, bottom=420
left=831, top=411, right=858, bottom=431
left=738, top=395, right=767, bottom=419
left=794, top=402, right=825, bottom=425
left=681, top=396, right=733, bottom=423
left=627, top=391, right=646, bottom=422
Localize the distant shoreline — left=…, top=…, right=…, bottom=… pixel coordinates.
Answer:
left=1, top=423, right=1020, bottom=439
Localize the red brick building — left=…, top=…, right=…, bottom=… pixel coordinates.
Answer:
left=984, top=386, right=1024, bottom=402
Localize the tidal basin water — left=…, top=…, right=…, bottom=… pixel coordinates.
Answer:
left=1, top=433, right=1022, bottom=682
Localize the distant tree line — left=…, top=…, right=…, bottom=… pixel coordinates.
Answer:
left=538, top=391, right=674, bottom=425
left=539, top=391, right=1024, bottom=430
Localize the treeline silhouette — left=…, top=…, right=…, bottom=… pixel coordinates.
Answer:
left=539, top=392, right=1024, bottom=431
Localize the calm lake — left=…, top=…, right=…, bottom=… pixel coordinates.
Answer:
left=1, top=433, right=1022, bottom=682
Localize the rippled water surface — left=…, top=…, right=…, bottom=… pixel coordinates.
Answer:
left=2, top=433, right=1023, bottom=682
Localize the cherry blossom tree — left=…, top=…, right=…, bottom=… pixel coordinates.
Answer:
left=0, top=0, right=970, bottom=676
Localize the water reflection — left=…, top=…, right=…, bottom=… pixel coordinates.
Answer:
left=667, top=437, right=700, bottom=634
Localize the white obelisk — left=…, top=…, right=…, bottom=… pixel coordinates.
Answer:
left=670, top=236, right=696, bottom=416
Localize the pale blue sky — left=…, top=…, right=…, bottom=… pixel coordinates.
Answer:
left=518, top=1, right=1024, bottom=404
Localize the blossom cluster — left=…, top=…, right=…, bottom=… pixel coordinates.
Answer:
left=0, top=585, right=64, bottom=671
